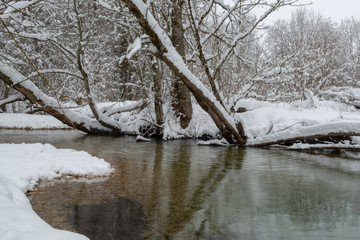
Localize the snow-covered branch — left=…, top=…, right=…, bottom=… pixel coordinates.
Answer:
left=26, top=69, right=83, bottom=80
left=199, top=0, right=241, bottom=46
left=0, top=93, right=24, bottom=107
left=0, top=60, right=113, bottom=134
left=11, top=31, right=77, bottom=61
left=103, top=100, right=147, bottom=117
left=213, top=1, right=284, bottom=79
left=248, top=121, right=360, bottom=147
left=1, top=0, right=43, bottom=19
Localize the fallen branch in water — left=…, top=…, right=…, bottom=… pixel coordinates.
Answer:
left=248, top=121, right=360, bottom=147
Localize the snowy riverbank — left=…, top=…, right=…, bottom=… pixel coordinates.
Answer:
left=236, top=99, right=360, bottom=146
left=0, top=113, right=71, bottom=130
left=0, top=143, right=114, bottom=240
left=2, top=97, right=360, bottom=148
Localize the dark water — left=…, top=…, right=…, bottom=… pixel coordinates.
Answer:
left=1, top=130, right=360, bottom=240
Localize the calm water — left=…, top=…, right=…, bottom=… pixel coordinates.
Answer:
left=1, top=130, right=360, bottom=240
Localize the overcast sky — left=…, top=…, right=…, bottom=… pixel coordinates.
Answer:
left=265, top=0, right=360, bottom=23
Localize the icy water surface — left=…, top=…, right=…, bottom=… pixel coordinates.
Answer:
left=1, top=130, right=360, bottom=240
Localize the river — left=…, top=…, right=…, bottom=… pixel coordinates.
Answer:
left=1, top=130, right=360, bottom=240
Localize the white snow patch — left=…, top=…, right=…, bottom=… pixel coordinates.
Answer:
left=0, top=143, right=114, bottom=240
left=162, top=104, right=219, bottom=140
left=288, top=142, right=360, bottom=150
left=126, top=37, right=142, bottom=59
left=234, top=99, right=360, bottom=145
left=197, top=138, right=229, bottom=146
left=136, top=135, right=151, bottom=142
left=3, top=1, right=38, bottom=19
left=0, top=113, right=71, bottom=129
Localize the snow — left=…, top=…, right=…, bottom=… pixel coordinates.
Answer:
left=101, top=100, right=145, bottom=117
left=0, top=113, right=71, bottom=129
left=247, top=121, right=360, bottom=146
left=126, top=37, right=142, bottom=59
left=136, top=135, right=151, bottom=142
left=288, top=142, right=360, bottom=150
left=17, top=32, right=51, bottom=41
left=82, top=102, right=220, bottom=139
left=161, top=104, right=219, bottom=140
left=0, top=143, right=114, bottom=240
left=197, top=138, right=229, bottom=146
left=0, top=61, right=110, bottom=132
left=235, top=98, right=360, bottom=146
left=98, top=0, right=121, bottom=13
left=2, top=1, right=38, bottom=19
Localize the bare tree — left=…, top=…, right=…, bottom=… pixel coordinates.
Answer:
left=258, top=8, right=347, bottom=102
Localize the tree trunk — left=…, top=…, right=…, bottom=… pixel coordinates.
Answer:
left=0, top=85, right=9, bottom=112
left=170, top=0, right=192, bottom=129
left=151, top=57, right=164, bottom=136
left=121, top=0, right=247, bottom=144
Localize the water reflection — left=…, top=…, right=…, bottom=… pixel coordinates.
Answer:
left=71, top=197, right=145, bottom=240
left=1, top=130, right=360, bottom=239
left=146, top=144, right=245, bottom=239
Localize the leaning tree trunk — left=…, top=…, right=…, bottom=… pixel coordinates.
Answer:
left=0, top=62, right=116, bottom=134
left=122, top=0, right=247, bottom=144
left=170, top=0, right=192, bottom=129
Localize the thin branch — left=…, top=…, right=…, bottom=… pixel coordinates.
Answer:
left=0, top=93, right=24, bottom=107
left=213, top=0, right=285, bottom=79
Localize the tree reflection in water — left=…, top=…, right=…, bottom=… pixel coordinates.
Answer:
left=145, top=143, right=245, bottom=239
left=70, top=196, right=145, bottom=240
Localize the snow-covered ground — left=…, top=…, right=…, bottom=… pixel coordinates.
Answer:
left=0, top=113, right=70, bottom=129
left=0, top=143, right=114, bottom=240
left=234, top=98, right=360, bottom=147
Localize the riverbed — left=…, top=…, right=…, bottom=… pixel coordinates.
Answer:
left=1, top=130, right=360, bottom=240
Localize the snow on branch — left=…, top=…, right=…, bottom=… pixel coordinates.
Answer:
left=198, top=0, right=215, bottom=26
left=0, top=60, right=110, bottom=133
left=14, top=31, right=51, bottom=41
left=98, top=0, right=121, bottom=13
left=0, top=60, right=28, bottom=85
left=253, top=66, right=302, bottom=83
left=128, top=0, right=236, bottom=118
left=12, top=30, right=77, bottom=61
left=1, top=0, right=42, bottom=19
left=248, top=121, right=360, bottom=147
left=102, top=100, right=147, bottom=117
left=118, top=37, right=143, bottom=65
left=213, top=0, right=297, bottom=78
left=126, top=37, right=142, bottom=59
left=0, top=93, right=24, bottom=107
left=26, top=69, right=83, bottom=80
left=200, top=0, right=241, bottom=46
